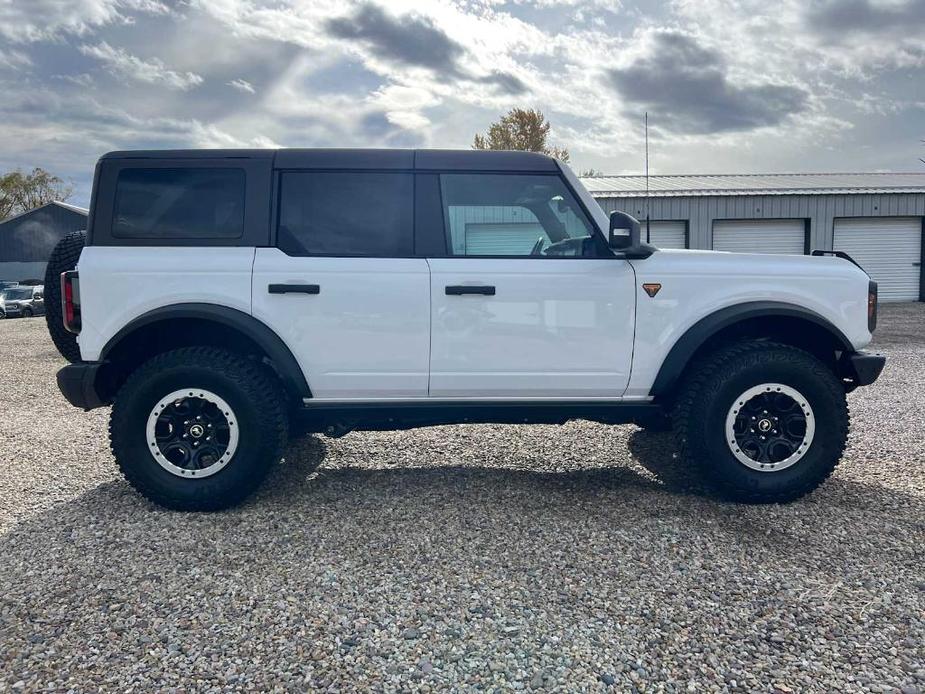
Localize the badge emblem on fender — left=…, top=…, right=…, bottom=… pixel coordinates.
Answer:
left=642, top=283, right=662, bottom=298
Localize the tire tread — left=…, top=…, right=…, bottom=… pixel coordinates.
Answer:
left=673, top=340, right=849, bottom=503
left=43, top=230, right=86, bottom=363
left=109, top=346, right=288, bottom=511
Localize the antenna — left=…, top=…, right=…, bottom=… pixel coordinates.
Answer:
left=644, top=111, right=651, bottom=244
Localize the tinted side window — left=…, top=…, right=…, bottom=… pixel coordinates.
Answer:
left=112, top=168, right=245, bottom=239
left=439, top=174, right=596, bottom=257
left=277, top=172, right=413, bottom=256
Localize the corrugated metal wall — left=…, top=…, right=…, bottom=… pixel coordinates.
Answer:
left=0, top=204, right=87, bottom=262
left=592, top=193, right=925, bottom=251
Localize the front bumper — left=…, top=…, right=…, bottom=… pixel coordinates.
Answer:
left=56, top=362, right=107, bottom=410
left=838, top=351, right=886, bottom=390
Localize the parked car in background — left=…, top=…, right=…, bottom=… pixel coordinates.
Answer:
left=0, top=285, right=44, bottom=318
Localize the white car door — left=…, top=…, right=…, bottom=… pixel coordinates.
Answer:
left=251, top=169, right=430, bottom=400
left=427, top=172, right=636, bottom=398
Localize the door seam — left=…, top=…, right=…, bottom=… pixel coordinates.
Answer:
left=425, top=257, right=433, bottom=396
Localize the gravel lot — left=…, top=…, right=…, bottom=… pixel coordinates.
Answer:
left=1, top=307, right=923, bottom=692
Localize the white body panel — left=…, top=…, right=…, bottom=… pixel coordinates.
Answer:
left=76, top=246, right=255, bottom=361
left=713, top=219, right=805, bottom=255
left=624, top=249, right=873, bottom=398
left=427, top=258, right=636, bottom=397
left=834, top=217, right=922, bottom=302
left=251, top=249, right=430, bottom=399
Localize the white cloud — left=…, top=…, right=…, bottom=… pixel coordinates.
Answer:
left=0, top=0, right=169, bottom=42
left=79, top=42, right=204, bottom=90
left=0, top=0, right=921, bottom=198
left=228, top=78, right=255, bottom=93
left=0, top=48, right=32, bottom=70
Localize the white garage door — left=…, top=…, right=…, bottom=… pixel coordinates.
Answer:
left=645, top=221, right=687, bottom=249
left=834, top=217, right=922, bottom=302
left=713, top=220, right=806, bottom=255
left=464, top=223, right=546, bottom=255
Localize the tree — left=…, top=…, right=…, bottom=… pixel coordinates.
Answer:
left=472, top=108, right=570, bottom=162
left=0, top=168, right=74, bottom=220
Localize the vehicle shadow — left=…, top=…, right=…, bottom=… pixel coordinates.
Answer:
left=1, top=427, right=919, bottom=567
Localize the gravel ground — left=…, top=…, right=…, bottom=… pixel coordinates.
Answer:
left=1, top=307, right=923, bottom=692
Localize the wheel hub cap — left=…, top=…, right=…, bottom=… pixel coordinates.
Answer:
left=145, top=389, right=239, bottom=479
left=725, top=383, right=815, bottom=472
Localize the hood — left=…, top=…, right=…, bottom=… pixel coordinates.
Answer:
left=642, top=247, right=869, bottom=282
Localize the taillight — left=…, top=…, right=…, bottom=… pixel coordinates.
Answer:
left=61, top=270, right=81, bottom=334
left=867, top=280, right=878, bottom=333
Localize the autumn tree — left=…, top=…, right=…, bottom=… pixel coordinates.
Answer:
left=0, top=168, right=74, bottom=220
left=472, top=108, right=570, bottom=162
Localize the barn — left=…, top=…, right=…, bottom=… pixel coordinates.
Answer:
left=0, top=201, right=88, bottom=283
left=581, top=173, right=925, bottom=302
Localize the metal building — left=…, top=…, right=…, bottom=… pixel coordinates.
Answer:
left=581, top=173, right=925, bottom=301
left=0, top=201, right=88, bottom=282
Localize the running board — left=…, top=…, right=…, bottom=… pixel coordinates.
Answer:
left=294, top=399, right=662, bottom=433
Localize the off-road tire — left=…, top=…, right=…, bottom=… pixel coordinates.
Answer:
left=44, top=230, right=86, bottom=362
left=110, top=347, right=289, bottom=511
left=674, top=341, right=849, bottom=503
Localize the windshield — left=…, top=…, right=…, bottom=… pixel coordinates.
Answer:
left=1, top=288, right=31, bottom=300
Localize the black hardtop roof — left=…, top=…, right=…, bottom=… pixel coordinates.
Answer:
left=99, top=148, right=559, bottom=172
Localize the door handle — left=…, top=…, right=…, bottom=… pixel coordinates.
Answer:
left=268, top=283, right=320, bottom=295
left=445, top=285, right=496, bottom=296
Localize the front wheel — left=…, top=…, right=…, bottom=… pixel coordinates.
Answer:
left=674, top=341, right=848, bottom=503
left=110, top=347, right=289, bottom=511
left=22, top=307, right=33, bottom=318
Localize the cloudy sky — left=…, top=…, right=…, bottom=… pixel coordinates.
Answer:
left=1, top=0, right=923, bottom=206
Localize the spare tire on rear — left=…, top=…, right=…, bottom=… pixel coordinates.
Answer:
left=44, top=230, right=86, bottom=363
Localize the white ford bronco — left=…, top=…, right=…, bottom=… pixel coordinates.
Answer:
left=48, top=149, right=884, bottom=511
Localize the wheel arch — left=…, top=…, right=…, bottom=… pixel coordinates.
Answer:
left=650, top=301, right=853, bottom=398
left=98, top=303, right=311, bottom=404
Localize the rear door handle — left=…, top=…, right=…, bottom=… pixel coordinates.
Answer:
left=268, top=283, right=320, bottom=295
left=445, top=285, right=496, bottom=296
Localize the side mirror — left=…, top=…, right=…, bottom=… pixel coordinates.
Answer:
left=609, top=211, right=641, bottom=251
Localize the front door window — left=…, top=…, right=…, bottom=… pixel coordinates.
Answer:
left=440, top=174, right=599, bottom=257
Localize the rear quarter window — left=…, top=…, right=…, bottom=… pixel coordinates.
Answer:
left=277, top=171, right=413, bottom=257
left=112, top=168, right=245, bottom=239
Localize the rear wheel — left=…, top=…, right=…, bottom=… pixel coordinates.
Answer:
left=44, top=231, right=86, bottom=362
left=674, top=341, right=848, bottom=503
left=110, top=347, right=288, bottom=511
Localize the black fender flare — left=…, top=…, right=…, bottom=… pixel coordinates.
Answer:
left=100, top=303, right=311, bottom=401
left=650, top=301, right=854, bottom=397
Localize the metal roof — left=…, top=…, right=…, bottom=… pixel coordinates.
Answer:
left=0, top=200, right=88, bottom=226
left=579, top=172, right=925, bottom=197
